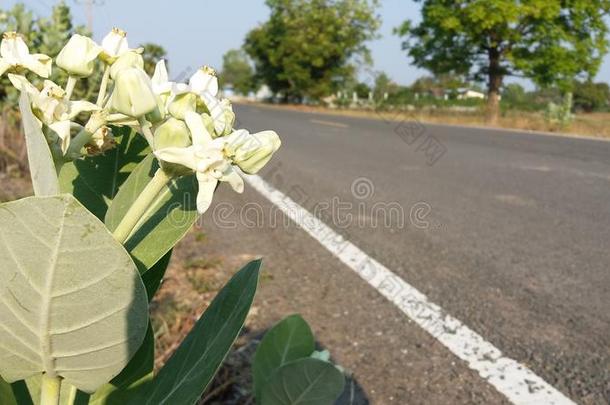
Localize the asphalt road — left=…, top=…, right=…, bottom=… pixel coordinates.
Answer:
left=228, top=104, right=610, bottom=404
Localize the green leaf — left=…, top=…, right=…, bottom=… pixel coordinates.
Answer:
left=253, top=315, right=315, bottom=402
left=0, top=194, right=149, bottom=393
left=133, top=259, right=261, bottom=405
left=1, top=376, right=18, bottom=405
left=260, top=358, right=345, bottom=405
left=19, top=92, right=60, bottom=197
left=16, top=378, right=39, bottom=405
left=88, top=323, right=155, bottom=405
left=142, top=249, right=172, bottom=301
left=58, top=126, right=149, bottom=221
left=105, top=155, right=199, bottom=272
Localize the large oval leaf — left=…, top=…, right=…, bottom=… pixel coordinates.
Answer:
left=19, top=92, right=60, bottom=197
left=133, top=259, right=261, bottom=405
left=261, top=358, right=345, bottom=405
left=86, top=323, right=155, bottom=405
left=105, top=155, right=199, bottom=272
left=0, top=195, right=149, bottom=393
left=58, top=126, right=149, bottom=220
left=253, top=315, right=315, bottom=402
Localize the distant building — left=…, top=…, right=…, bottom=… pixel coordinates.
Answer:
left=456, top=89, right=486, bottom=100
left=254, top=85, right=273, bottom=101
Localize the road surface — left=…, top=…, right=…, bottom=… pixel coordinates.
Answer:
left=205, top=104, right=609, bottom=404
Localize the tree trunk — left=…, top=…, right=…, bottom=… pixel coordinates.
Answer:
left=486, top=48, right=503, bottom=125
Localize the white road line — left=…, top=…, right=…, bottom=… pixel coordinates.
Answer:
left=310, top=119, right=349, bottom=128
left=246, top=174, right=576, bottom=405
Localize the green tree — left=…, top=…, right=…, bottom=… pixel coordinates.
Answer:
left=573, top=80, right=610, bottom=113
left=502, top=83, right=527, bottom=108
left=37, top=1, right=73, bottom=57
left=221, top=49, right=255, bottom=95
left=373, top=72, right=400, bottom=100
left=140, top=42, right=168, bottom=76
left=396, top=1, right=610, bottom=123
left=244, top=0, right=380, bottom=102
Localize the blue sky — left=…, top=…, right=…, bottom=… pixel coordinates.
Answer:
left=11, top=0, right=610, bottom=87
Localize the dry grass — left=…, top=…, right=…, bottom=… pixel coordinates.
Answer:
left=247, top=102, right=610, bottom=139
left=0, top=109, right=27, bottom=175
left=149, top=230, right=263, bottom=404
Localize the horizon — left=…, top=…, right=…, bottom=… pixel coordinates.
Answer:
left=10, top=0, right=610, bottom=89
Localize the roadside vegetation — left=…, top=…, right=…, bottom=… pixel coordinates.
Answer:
left=220, top=0, right=610, bottom=138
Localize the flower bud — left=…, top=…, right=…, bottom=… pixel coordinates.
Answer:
left=111, top=68, right=157, bottom=117
left=110, top=50, right=144, bottom=80
left=56, top=34, right=101, bottom=77
left=201, top=113, right=215, bottom=137
left=219, top=99, right=235, bottom=136
left=154, top=117, right=191, bottom=150
left=101, top=28, right=129, bottom=63
left=154, top=118, right=194, bottom=176
left=226, top=130, right=281, bottom=174
left=168, top=93, right=197, bottom=120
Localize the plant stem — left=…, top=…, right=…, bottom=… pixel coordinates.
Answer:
left=65, top=384, right=77, bottom=405
left=65, top=127, right=92, bottom=160
left=96, top=65, right=111, bottom=106
left=112, top=168, right=171, bottom=244
left=65, top=76, right=77, bottom=100
left=138, top=117, right=155, bottom=147
left=40, top=374, right=61, bottom=405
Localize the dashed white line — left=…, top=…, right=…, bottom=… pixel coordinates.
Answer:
left=245, top=174, right=576, bottom=405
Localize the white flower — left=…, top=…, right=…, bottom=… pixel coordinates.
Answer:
left=111, top=68, right=157, bottom=117
left=100, top=28, right=130, bottom=63
left=56, top=34, right=102, bottom=77
left=171, top=65, right=219, bottom=97
left=8, top=74, right=99, bottom=153
left=154, top=111, right=244, bottom=214
left=0, top=32, right=51, bottom=78
left=37, top=79, right=99, bottom=123
left=188, top=66, right=218, bottom=96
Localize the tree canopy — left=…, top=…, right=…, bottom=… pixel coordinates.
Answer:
left=573, top=80, right=610, bottom=112
left=140, top=43, right=168, bottom=76
left=221, top=49, right=255, bottom=95
left=244, top=0, right=380, bottom=102
left=396, top=0, right=610, bottom=122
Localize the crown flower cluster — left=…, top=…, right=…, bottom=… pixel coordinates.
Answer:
left=1, top=28, right=281, bottom=214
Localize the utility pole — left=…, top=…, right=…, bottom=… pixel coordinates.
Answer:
left=74, top=0, right=104, bottom=32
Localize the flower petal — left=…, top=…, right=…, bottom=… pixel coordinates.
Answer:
left=65, top=100, right=99, bottom=120
left=184, top=111, right=213, bottom=147
left=152, top=60, right=172, bottom=94
left=154, top=146, right=198, bottom=171
left=221, top=167, right=244, bottom=193
left=27, top=54, right=52, bottom=78
left=7, top=74, right=39, bottom=96
left=0, top=59, right=10, bottom=76
left=48, top=120, right=71, bottom=154
left=195, top=173, right=218, bottom=214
